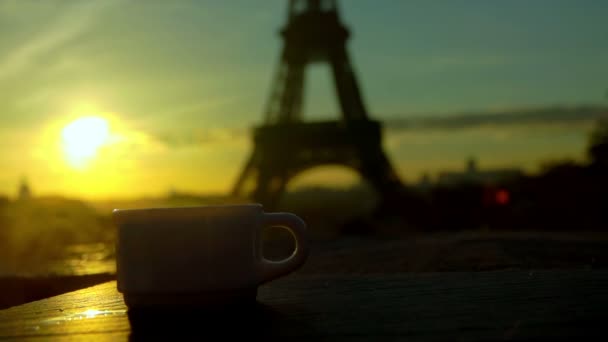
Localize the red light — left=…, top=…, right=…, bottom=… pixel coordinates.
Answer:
left=495, top=189, right=510, bottom=205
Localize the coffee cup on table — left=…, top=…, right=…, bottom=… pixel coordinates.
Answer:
left=113, top=204, right=308, bottom=309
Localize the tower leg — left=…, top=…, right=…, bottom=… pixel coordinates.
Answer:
left=251, top=156, right=290, bottom=210
left=232, top=157, right=254, bottom=198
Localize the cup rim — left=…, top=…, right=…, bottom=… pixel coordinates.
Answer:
left=112, top=203, right=263, bottom=225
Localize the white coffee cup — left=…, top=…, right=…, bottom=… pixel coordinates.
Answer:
left=113, top=204, right=308, bottom=308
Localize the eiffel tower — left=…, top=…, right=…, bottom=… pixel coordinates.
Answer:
left=233, top=0, right=405, bottom=212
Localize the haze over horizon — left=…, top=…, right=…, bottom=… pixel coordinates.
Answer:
left=1, top=0, right=607, bottom=199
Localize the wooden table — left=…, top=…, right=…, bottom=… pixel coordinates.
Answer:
left=1, top=269, right=606, bottom=340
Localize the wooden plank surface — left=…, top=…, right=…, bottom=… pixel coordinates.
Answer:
left=0, top=270, right=606, bottom=340
left=3, top=232, right=607, bottom=310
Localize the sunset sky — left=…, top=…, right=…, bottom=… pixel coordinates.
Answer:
left=0, top=0, right=607, bottom=199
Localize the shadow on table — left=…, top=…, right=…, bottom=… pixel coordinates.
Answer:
left=127, top=301, right=312, bottom=340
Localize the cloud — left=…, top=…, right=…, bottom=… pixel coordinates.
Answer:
left=126, top=97, right=253, bottom=149
left=153, top=127, right=249, bottom=149
left=0, top=0, right=120, bottom=81
left=146, top=105, right=608, bottom=149
left=384, top=105, right=608, bottom=131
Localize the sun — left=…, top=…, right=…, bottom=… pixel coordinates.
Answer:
left=61, top=116, right=110, bottom=168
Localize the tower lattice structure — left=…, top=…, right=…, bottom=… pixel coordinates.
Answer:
left=233, top=0, right=405, bottom=211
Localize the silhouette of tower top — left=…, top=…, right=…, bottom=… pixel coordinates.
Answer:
left=283, top=0, right=346, bottom=62
left=265, top=0, right=367, bottom=124
left=234, top=0, right=405, bottom=212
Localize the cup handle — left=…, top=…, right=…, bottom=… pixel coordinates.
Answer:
left=257, top=212, right=309, bottom=284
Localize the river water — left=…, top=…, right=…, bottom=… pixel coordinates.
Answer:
left=0, top=242, right=116, bottom=277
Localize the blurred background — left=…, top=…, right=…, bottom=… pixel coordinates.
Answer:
left=1, top=0, right=607, bottom=308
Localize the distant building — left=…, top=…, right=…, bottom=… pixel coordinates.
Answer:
left=437, top=158, right=523, bottom=186
left=415, top=172, right=432, bottom=192
left=18, top=177, right=31, bottom=200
